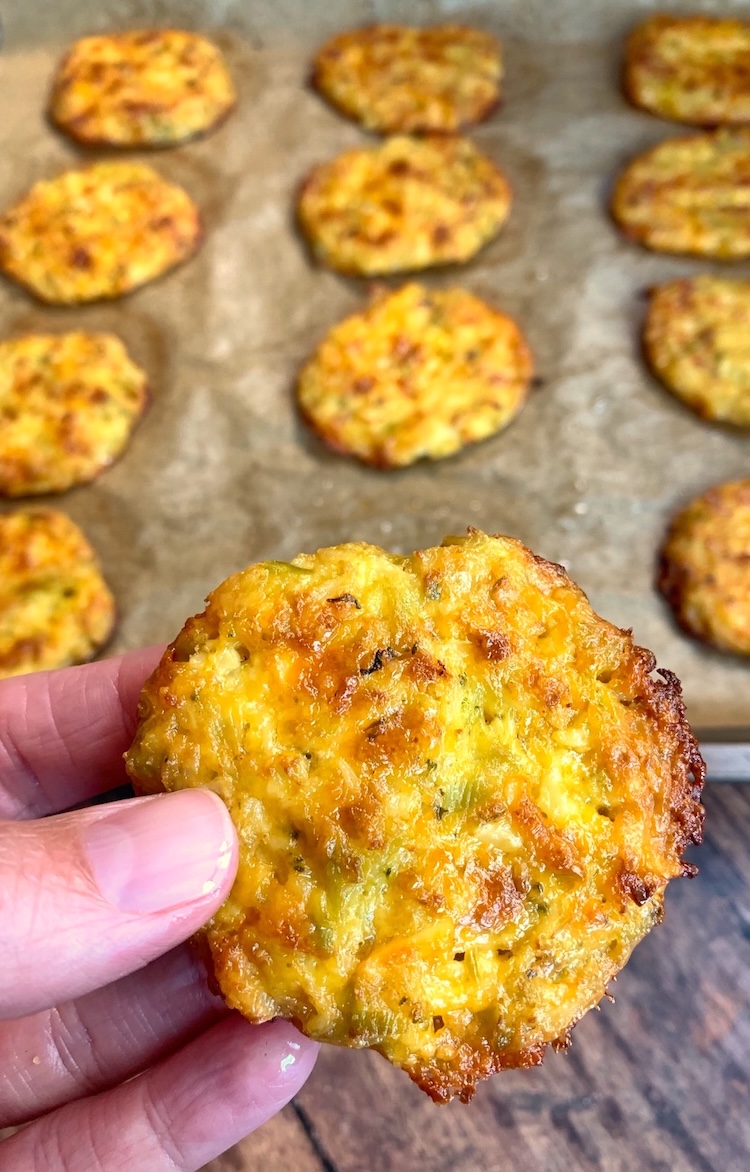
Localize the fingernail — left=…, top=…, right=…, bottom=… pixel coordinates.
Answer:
left=84, top=790, right=236, bottom=914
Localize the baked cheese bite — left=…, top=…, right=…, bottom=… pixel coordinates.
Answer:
left=0, top=332, right=148, bottom=496
left=50, top=29, right=236, bottom=147
left=611, top=130, right=750, bottom=259
left=297, top=283, right=532, bottom=467
left=625, top=14, right=750, bottom=126
left=0, top=509, right=115, bottom=679
left=127, top=530, right=704, bottom=1103
left=313, top=24, right=502, bottom=134
left=659, top=478, right=750, bottom=656
left=298, top=135, right=511, bottom=276
left=645, top=276, right=750, bottom=426
left=0, top=161, right=200, bottom=304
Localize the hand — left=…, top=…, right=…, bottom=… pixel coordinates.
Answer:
left=0, top=648, right=318, bottom=1170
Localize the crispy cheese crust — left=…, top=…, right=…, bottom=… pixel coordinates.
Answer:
left=611, top=129, right=750, bottom=258
left=312, top=23, right=502, bottom=134
left=49, top=29, right=236, bottom=147
left=297, top=284, right=532, bottom=467
left=645, top=276, right=750, bottom=426
left=297, top=135, right=511, bottom=276
left=0, top=509, right=115, bottom=679
left=0, top=333, right=148, bottom=496
left=659, top=479, right=750, bottom=656
left=0, top=162, right=200, bottom=304
left=625, top=14, right=750, bottom=126
left=126, top=530, right=704, bottom=1103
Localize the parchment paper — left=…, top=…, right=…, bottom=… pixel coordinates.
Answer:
left=1, top=0, right=749, bottom=726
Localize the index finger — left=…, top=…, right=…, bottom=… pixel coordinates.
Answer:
left=0, top=646, right=165, bottom=820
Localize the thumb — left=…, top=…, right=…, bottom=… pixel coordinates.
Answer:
left=0, top=790, right=238, bottom=1019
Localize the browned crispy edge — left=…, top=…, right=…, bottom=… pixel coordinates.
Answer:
left=296, top=399, right=398, bottom=467
left=657, top=535, right=702, bottom=648
left=530, top=546, right=705, bottom=870
left=639, top=282, right=714, bottom=423
left=656, top=492, right=745, bottom=654
left=295, top=381, right=531, bottom=470
left=621, top=17, right=672, bottom=122
left=295, top=168, right=363, bottom=276
left=408, top=584, right=705, bottom=1101
left=609, top=140, right=662, bottom=246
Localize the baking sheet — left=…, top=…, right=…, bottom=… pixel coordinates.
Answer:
left=1, top=0, right=749, bottom=727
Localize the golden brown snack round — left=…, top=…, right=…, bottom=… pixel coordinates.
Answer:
left=0, top=332, right=148, bottom=497
left=49, top=28, right=236, bottom=148
left=297, top=283, right=532, bottom=467
left=126, top=529, right=704, bottom=1103
left=312, top=23, right=502, bottom=134
left=0, top=509, right=115, bottom=679
left=625, top=14, right=750, bottom=126
left=0, top=161, right=200, bottom=304
left=297, top=135, right=511, bottom=276
left=659, top=479, right=750, bottom=656
left=645, top=276, right=750, bottom=426
left=611, top=129, right=750, bottom=259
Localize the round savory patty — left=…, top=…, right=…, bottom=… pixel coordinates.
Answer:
left=625, top=14, right=750, bottom=126
left=297, top=135, right=511, bottom=276
left=312, top=23, right=502, bottom=134
left=659, top=479, right=750, bottom=656
left=645, top=276, right=750, bottom=426
left=126, top=530, right=704, bottom=1103
left=0, top=161, right=200, bottom=304
left=611, top=129, right=750, bottom=259
left=0, top=333, right=148, bottom=497
left=49, top=28, right=236, bottom=147
left=0, top=509, right=115, bottom=679
left=297, top=283, right=532, bottom=467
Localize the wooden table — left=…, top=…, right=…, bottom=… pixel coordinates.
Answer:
left=206, top=783, right=750, bottom=1172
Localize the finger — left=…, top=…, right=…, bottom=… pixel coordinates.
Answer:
left=0, top=790, right=237, bottom=1018
left=0, top=944, right=227, bottom=1128
left=0, top=645, right=165, bottom=820
left=0, top=1017, right=319, bottom=1172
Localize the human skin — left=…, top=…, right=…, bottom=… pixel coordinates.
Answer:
left=0, top=647, right=318, bottom=1170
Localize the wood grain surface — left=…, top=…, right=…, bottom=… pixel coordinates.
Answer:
left=204, top=783, right=750, bottom=1172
